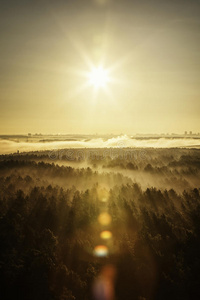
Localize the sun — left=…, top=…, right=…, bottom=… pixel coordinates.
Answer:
left=88, top=66, right=109, bottom=88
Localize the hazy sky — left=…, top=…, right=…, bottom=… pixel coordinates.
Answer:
left=0, top=0, right=200, bottom=134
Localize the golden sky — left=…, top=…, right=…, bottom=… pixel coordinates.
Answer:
left=0, top=0, right=200, bottom=134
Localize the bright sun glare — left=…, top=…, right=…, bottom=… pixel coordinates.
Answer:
left=88, top=66, right=109, bottom=88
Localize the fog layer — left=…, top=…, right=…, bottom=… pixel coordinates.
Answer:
left=1, top=136, right=200, bottom=154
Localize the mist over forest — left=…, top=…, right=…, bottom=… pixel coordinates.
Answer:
left=1, top=134, right=200, bottom=154
left=1, top=147, right=200, bottom=299
left=1, top=0, right=200, bottom=298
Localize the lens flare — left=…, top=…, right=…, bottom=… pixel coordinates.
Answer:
left=98, top=212, right=112, bottom=225
left=93, top=264, right=116, bottom=300
left=100, top=231, right=112, bottom=240
left=94, top=245, right=109, bottom=257
left=101, top=197, right=108, bottom=203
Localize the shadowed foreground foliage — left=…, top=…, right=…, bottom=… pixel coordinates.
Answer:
left=0, top=157, right=200, bottom=300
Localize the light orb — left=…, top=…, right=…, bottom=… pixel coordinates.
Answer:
left=88, top=66, right=109, bottom=88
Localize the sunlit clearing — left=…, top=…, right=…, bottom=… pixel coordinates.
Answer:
left=98, top=212, right=112, bottom=225
left=94, top=245, right=109, bottom=257
left=89, top=66, right=109, bottom=88
left=100, top=231, right=112, bottom=240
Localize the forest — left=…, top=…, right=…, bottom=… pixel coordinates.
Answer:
left=0, top=148, right=200, bottom=299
